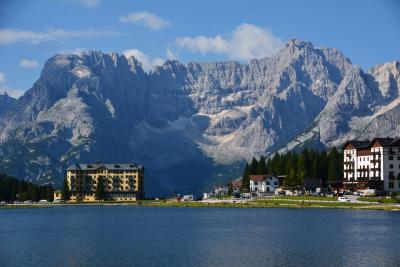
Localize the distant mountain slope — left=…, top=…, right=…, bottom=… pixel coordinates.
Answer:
left=0, top=39, right=399, bottom=195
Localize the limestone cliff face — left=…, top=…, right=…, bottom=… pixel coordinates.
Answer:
left=0, top=40, right=399, bottom=194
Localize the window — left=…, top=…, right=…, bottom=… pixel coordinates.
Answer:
left=389, top=171, right=395, bottom=180
left=390, top=164, right=394, bottom=169
left=254, top=182, right=258, bottom=185
left=266, top=182, right=270, bottom=185
left=398, top=156, right=400, bottom=160
left=389, top=182, right=394, bottom=189
left=274, top=182, right=279, bottom=186
left=389, top=156, right=394, bottom=160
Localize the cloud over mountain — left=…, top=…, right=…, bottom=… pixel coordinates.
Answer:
left=176, top=23, right=283, bottom=60
left=120, top=11, right=171, bottom=30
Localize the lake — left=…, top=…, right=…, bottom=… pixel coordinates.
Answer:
left=1, top=206, right=400, bottom=267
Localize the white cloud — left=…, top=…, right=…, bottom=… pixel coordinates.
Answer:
left=0, top=28, right=118, bottom=44
left=64, top=0, right=99, bottom=7
left=123, top=49, right=164, bottom=72
left=176, top=23, right=283, bottom=60
left=0, top=87, right=25, bottom=99
left=0, top=72, right=24, bottom=98
left=20, top=59, right=40, bottom=68
left=120, top=11, right=170, bottom=30
left=166, top=48, right=177, bottom=60
left=0, top=72, right=5, bottom=83
left=77, top=0, right=99, bottom=7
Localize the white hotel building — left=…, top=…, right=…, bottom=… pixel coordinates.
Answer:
left=343, top=138, right=400, bottom=192
left=249, top=175, right=280, bottom=194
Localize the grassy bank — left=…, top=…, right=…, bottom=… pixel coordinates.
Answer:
left=271, top=195, right=338, bottom=201
left=2, top=199, right=400, bottom=211
left=135, top=199, right=400, bottom=211
left=357, top=197, right=399, bottom=204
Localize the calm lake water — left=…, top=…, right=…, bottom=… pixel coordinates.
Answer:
left=1, top=206, right=400, bottom=267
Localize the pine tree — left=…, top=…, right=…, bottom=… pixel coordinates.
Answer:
left=327, top=147, right=340, bottom=181
left=95, top=176, right=105, bottom=201
left=31, top=186, right=39, bottom=202
left=61, top=176, right=71, bottom=201
left=249, top=157, right=258, bottom=175
left=227, top=180, right=233, bottom=195
left=285, top=167, right=297, bottom=189
left=241, top=163, right=250, bottom=190
left=46, top=183, right=54, bottom=202
left=297, top=154, right=307, bottom=180
left=257, top=156, right=267, bottom=174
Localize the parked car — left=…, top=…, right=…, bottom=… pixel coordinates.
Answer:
left=53, top=199, right=64, bottom=203
left=0, top=201, right=7, bottom=206
left=338, top=196, right=350, bottom=202
left=38, top=199, right=48, bottom=204
left=23, top=200, right=32, bottom=204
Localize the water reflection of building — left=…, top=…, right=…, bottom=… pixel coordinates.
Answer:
left=66, top=163, right=144, bottom=202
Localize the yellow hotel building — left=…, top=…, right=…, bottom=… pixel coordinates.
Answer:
left=66, top=163, right=144, bottom=202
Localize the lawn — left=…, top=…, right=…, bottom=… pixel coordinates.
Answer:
left=357, top=197, right=399, bottom=204
left=272, top=195, right=338, bottom=201
left=134, top=199, right=400, bottom=211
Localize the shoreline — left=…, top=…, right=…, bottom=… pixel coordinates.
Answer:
left=2, top=199, right=400, bottom=211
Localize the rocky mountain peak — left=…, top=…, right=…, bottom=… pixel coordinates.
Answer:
left=0, top=40, right=399, bottom=195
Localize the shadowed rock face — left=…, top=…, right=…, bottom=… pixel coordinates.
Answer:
left=0, top=40, right=399, bottom=195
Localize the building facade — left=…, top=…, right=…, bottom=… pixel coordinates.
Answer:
left=343, top=138, right=400, bottom=192
left=249, top=175, right=280, bottom=194
left=66, top=163, right=144, bottom=202
left=231, top=178, right=242, bottom=193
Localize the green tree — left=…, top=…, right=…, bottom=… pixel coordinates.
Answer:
left=241, top=163, right=250, bottom=190
left=46, top=183, right=54, bottom=202
left=227, top=180, right=233, bottom=195
left=249, top=157, right=259, bottom=175
left=95, top=176, right=105, bottom=201
left=327, top=147, right=341, bottom=181
left=297, top=154, right=307, bottom=181
left=284, top=167, right=298, bottom=189
left=61, top=176, right=71, bottom=201
left=257, top=156, right=267, bottom=175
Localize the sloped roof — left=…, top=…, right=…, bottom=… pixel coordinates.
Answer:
left=342, top=140, right=370, bottom=150
left=67, top=163, right=144, bottom=171
left=231, top=178, right=242, bottom=188
left=371, top=137, right=399, bottom=147
left=250, top=175, right=268, bottom=181
left=343, top=138, right=400, bottom=150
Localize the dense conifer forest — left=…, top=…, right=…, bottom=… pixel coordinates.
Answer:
left=0, top=173, right=54, bottom=202
left=241, top=148, right=343, bottom=190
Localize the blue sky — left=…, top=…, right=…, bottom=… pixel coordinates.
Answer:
left=0, top=0, right=399, bottom=98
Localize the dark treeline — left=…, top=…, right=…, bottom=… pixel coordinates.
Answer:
left=0, top=173, right=54, bottom=202
left=242, top=148, right=343, bottom=189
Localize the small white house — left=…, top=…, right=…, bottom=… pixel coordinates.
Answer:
left=182, top=194, right=194, bottom=201
left=203, top=192, right=213, bottom=199
left=250, top=175, right=280, bottom=193
left=231, top=178, right=242, bottom=193
left=213, top=185, right=228, bottom=196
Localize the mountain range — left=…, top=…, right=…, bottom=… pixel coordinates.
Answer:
left=1, top=38, right=399, bottom=195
